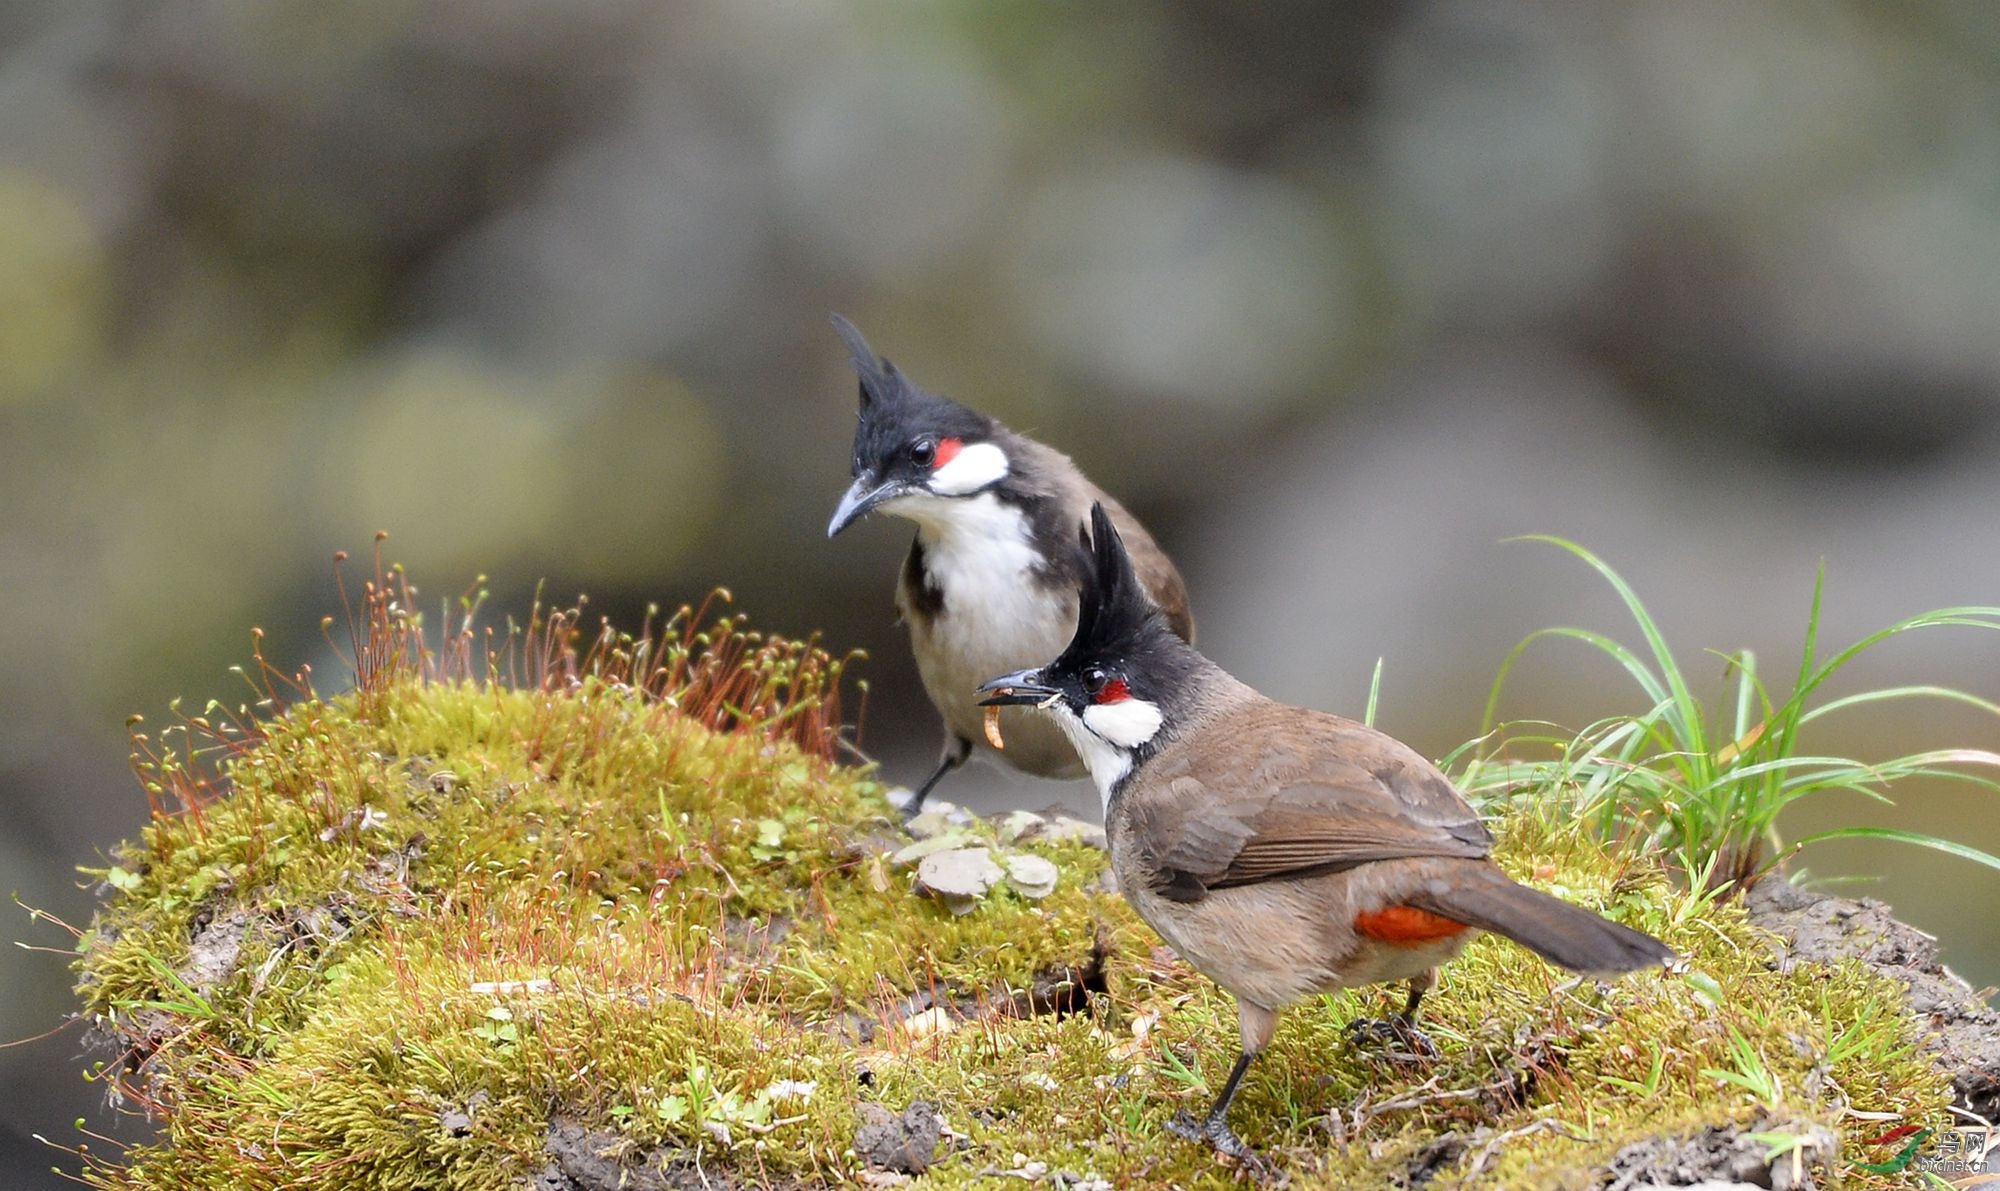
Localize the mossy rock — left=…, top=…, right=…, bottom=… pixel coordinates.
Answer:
left=69, top=589, right=1967, bottom=1189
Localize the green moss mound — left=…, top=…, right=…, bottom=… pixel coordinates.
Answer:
left=70, top=580, right=1954, bottom=1189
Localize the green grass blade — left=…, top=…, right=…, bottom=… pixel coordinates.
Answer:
left=1509, top=535, right=1708, bottom=756
left=1786, top=827, right=2000, bottom=874
left=1364, top=657, right=1384, bottom=728
left=1793, top=561, right=1824, bottom=698
left=1476, top=542, right=2000, bottom=897
left=1720, top=755, right=1909, bottom=784
left=1484, top=626, right=1671, bottom=731
left=1728, top=649, right=1757, bottom=746
left=1799, top=685, right=2000, bottom=724
left=1793, top=608, right=2000, bottom=710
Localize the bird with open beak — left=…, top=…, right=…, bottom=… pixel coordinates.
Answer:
left=825, top=316, right=1194, bottom=816
left=980, top=504, right=1674, bottom=1171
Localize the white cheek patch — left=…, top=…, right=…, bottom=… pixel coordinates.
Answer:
left=1081, top=698, right=1164, bottom=750
left=927, top=441, right=1009, bottom=496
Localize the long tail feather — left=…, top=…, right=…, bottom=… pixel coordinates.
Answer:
left=1409, top=865, right=1674, bottom=974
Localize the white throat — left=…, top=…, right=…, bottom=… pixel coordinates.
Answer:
left=884, top=490, right=1061, bottom=677
left=879, top=441, right=1016, bottom=549
left=886, top=484, right=1042, bottom=607
left=1052, top=698, right=1163, bottom=811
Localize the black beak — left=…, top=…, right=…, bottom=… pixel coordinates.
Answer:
left=977, top=668, right=1061, bottom=707
left=826, top=475, right=906, bottom=539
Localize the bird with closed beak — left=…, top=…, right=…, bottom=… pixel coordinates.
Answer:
left=825, top=316, right=1194, bottom=815
left=979, top=504, right=1674, bottom=1170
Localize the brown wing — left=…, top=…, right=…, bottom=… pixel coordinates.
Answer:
left=1133, top=702, right=1493, bottom=903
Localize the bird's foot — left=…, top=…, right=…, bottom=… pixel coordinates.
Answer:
left=1345, top=1015, right=1438, bottom=1062
left=890, top=788, right=953, bottom=831
left=1167, top=1111, right=1274, bottom=1178
left=883, top=786, right=925, bottom=821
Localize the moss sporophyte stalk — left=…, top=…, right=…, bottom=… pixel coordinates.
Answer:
left=59, top=554, right=1971, bottom=1189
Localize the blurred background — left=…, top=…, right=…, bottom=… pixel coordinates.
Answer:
left=6, top=1, right=2000, bottom=1184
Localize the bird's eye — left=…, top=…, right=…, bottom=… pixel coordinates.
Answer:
left=1082, top=665, right=1130, bottom=704
left=909, top=438, right=936, bottom=467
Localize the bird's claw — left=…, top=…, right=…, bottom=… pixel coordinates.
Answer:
left=1167, top=1111, right=1274, bottom=1178
left=1345, top=1016, right=1439, bottom=1061
left=1165, top=1110, right=1204, bottom=1143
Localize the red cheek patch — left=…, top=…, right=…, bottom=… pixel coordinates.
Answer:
left=1094, top=678, right=1130, bottom=704
left=932, top=437, right=963, bottom=469
left=1353, top=905, right=1470, bottom=945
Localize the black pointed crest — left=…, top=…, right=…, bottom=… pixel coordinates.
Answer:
left=830, top=313, right=899, bottom=413
left=1066, top=503, right=1166, bottom=662
left=828, top=313, right=991, bottom=475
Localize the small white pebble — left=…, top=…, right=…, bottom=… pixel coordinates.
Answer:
left=895, top=1006, right=955, bottom=1043
left=766, top=1079, right=817, bottom=1102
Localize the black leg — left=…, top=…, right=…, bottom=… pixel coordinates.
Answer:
left=1166, top=1049, right=1271, bottom=1175
left=1399, top=973, right=1429, bottom=1026
left=1346, top=970, right=1439, bottom=1060
left=900, top=735, right=970, bottom=818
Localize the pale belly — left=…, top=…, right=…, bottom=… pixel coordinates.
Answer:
left=1122, top=863, right=1473, bottom=1011
left=890, top=495, right=1088, bottom=780
left=908, top=599, right=1085, bottom=779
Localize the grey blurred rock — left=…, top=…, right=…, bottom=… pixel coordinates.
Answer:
left=1748, top=875, right=2000, bottom=1120
left=1022, top=814, right=1107, bottom=850
left=1003, top=853, right=1059, bottom=899
left=992, top=809, right=1045, bottom=843
left=915, top=847, right=1004, bottom=914
left=902, top=798, right=976, bottom=839
left=890, top=832, right=973, bottom=868
left=1601, top=1119, right=1836, bottom=1191
left=854, top=1101, right=940, bottom=1175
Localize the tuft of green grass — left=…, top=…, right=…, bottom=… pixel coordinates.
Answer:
left=1464, top=536, right=2000, bottom=894
left=53, top=550, right=1964, bottom=1189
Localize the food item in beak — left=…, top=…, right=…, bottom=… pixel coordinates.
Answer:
left=984, top=700, right=1008, bottom=750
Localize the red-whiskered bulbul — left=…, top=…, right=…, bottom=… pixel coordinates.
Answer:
left=979, top=505, right=1674, bottom=1170
left=825, top=316, right=1194, bottom=815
